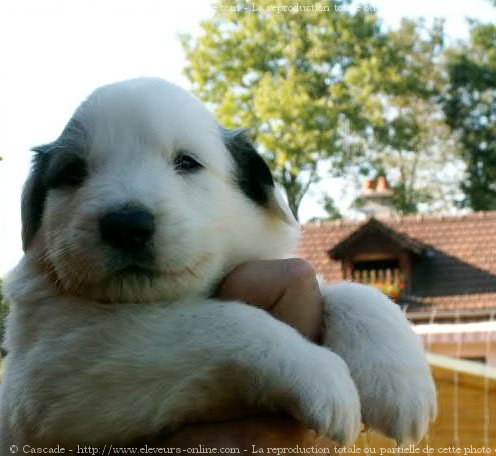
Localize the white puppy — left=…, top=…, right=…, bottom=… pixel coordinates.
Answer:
left=0, top=78, right=436, bottom=450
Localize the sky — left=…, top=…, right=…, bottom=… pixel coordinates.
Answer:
left=1, top=0, right=495, bottom=275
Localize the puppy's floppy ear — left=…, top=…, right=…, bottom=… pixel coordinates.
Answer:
left=221, top=127, right=297, bottom=226
left=22, top=119, right=88, bottom=250
left=21, top=145, right=52, bottom=251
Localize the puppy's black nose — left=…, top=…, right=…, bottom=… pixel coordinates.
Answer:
left=99, top=208, right=155, bottom=251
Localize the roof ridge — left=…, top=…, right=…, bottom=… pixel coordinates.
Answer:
left=303, top=210, right=496, bottom=227
left=302, top=218, right=364, bottom=228
left=393, top=210, right=496, bottom=224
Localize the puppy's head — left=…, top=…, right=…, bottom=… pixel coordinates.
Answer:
left=22, top=78, right=299, bottom=302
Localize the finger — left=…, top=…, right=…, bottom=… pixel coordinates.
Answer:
left=269, top=260, right=324, bottom=342
left=217, top=259, right=290, bottom=310
left=218, top=259, right=324, bottom=341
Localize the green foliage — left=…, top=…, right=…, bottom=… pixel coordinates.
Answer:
left=442, top=19, right=496, bottom=210
left=181, top=0, right=384, bottom=219
left=309, top=194, right=343, bottom=222
left=182, top=3, right=492, bottom=217
left=322, top=195, right=342, bottom=220
left=348, top=19, right=461, bottom=215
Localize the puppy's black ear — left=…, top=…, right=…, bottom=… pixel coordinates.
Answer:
left=221, top=127, right=297, bottom=225
left=22, top=144, right=88, bottom=250
left=222, top=128, right=274, bottom=206
left=21, top=145, right=52, bottom=250
left=21, top=119, right=88, bottom=250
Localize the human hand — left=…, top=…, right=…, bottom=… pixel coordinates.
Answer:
left=217, top=258, right=324, bottom=342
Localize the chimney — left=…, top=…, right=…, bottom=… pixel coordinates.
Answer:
left=362, top=178, right=375, bottom=194
left=358, top=175, right=395, bottom=218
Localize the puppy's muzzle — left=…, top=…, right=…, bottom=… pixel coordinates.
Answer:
left=99, top=207, right=155, bottom=252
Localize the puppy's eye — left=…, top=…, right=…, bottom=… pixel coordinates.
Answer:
left=45, top=153, right=88, bottom=189
left=173, top=153, right=203, bottom=174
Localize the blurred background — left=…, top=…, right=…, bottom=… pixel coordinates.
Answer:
left=1, top=0, right=495, bottom=449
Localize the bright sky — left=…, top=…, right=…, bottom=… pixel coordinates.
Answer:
left=1, top=0, right=495, bottom=275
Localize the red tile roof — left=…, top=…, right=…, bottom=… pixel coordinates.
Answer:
left=296, top=211, right=496, bottom=312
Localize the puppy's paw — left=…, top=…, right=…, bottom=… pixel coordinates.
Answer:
left=360, top=363, right=437, bottom=444
left=320, top=282, right=437, bottom=444
left=281, top=346, right=362, bottom=446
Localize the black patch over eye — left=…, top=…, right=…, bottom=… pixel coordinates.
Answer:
left=221, top=128, right=274, bottom=206
left=44, top=152, right=88, bottom=189
left=173, top=153, right=203, bottom=174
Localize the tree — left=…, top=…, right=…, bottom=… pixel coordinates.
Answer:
left=442, top=18, right=496, bottom=210
left=321, top=195, right=342, bottom=220
left=345, top=19, right=463, bottom=215
left=181, top=0, right=385, bottom=219
left=182, top=4, right=462, bottom=218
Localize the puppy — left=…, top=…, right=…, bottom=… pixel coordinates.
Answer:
left=0, top=78, right=436, bottom=449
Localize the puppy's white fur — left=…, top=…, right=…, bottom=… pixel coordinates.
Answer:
left=0, top=78, right=436, bottom=449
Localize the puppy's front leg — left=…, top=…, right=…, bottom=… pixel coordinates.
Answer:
left=320, top=282, right=437, bottom=444
left=13, top=299, right=360, bottom=446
